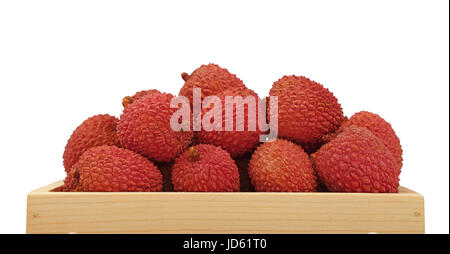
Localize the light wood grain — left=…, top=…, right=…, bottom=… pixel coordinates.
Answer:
left=27, top=181, right=424, bottom=234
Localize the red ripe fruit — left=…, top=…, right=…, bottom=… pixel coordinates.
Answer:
left=179, top=63, right=246, bottom=104
left=269, top=75, right=344, bottom=144
left=249, top=139, right=317, bottom=192
left=172, top=145, right=240, bottom=192
left=343, top=111, right=403, bottom=169
left=62, top=166, right=81, bottom=192
left=117, top=91, right=193, bottom=162
left=63, top=114, right=119, bottom=172
left=67, top=145, right=162, bottom=192
left=195, top=86, right=263, bottom=157
left=311, top=126, right=400, bottom=193
left=122, top=89, right=160, bottom=108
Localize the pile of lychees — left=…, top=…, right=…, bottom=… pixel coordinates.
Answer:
left=62, top=64, right=402, bottom=193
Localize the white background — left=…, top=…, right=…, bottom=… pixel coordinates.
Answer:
left=0, top=0, right=448, bottom=234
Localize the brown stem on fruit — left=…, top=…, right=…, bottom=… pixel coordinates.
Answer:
left=71, top=167, right=79, bottom=178
left=188, top=147, right=200, bottom=162
left=122, top=96, right=133, bottom=108
left=181, top=72, right=191, bottom=81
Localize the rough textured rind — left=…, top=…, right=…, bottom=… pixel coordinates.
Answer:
left=311, top=126, right=400, bottom=193
left=172, top=145, right=240, bottom=192
left=195, top=87, right=262, bottom=157
left=249, top=139, right=317, bottom=192
left=343, top=111, right=403, bottom=169
left=62, top=165, right=81, bottom=192
left=71, top=145, right=162, bottom=192
left=269, top=75, right=344, bottom=144
left=320, top=116, right=349, bottom=144
left=179, top=63, right=246, bottom=104
left=301, top=116, right=349, bottom=154
left=122, top=89, right=161, bottom=108
left=63, top=114, right=119, bottom=172
left=117, top=92, right=193, bottom=162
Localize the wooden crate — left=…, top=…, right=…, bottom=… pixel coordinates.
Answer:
left=26, top=181, right=424, bottom=234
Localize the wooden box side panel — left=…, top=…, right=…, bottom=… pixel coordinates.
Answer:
left=27, top=183, right=425, bottom=234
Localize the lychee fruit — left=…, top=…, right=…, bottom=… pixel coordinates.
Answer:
left=269, top=75, right=344, bottom=144
left=311, top=126, right=400, bottom=193
left=179, top=63, right=246, bottom=104
left=68, top=145, right=162, bottom=192
left=301, top=116, right=349, bottom=154
left=171, top=145, right=240, bottom=192
left=342, top=111, right=403, bottom=169
left=122, top=89, right=160, bottom=108
left=63, top=114, right=119, bottom=172
left=117, top=92, right=193, bottom=162
left=248, top=139, right=317, bottom=192
left=62, top=166, right=81, bottom=192
left=195, top=86, right=263, bottom=157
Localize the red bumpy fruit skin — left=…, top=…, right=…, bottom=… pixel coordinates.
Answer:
left=248, top=139, right=318, bottom=192
left=342, top=111, right=403, bottom=169
left=311, top=126, right=400, bottom=193
left=117, top=92, right=193, bottom=162
left=269, top=75, right=345, bottom=144
left=179, top=63, right=246, bottom=105
left=195, top=87, right=263, bottom=157
left=171, top=144, right=240, bottom=192
left=71, top=145, right=162, bottom=192
left=122, top=89, right=161, bottom=108
left=301, top=116, right=350, bottom=154
left=62, top=165, right=81, bottom=192
left=63, top=114, right=119, bottom=172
